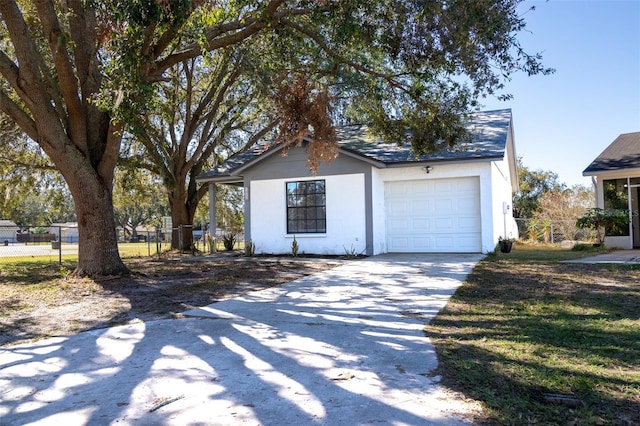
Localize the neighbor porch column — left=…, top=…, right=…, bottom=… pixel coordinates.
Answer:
left=208, top=182, right=216, bottom=243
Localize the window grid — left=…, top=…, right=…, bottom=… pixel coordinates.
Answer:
left=286, top=180, right=326, bottom=234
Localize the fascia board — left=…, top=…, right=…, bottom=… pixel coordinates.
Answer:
left=337, top=147, right=387, bottom=168
left=231, top=144, right=286, bottom=175
left=383, top=156, right=501, bottom=168
left=195, top=175, right=245, bottom=184
left=583, top=168, right=640, bottom=178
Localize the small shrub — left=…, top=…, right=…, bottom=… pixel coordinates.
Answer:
left=572, top=243, right=605, bottom=252
left=59, top=265, right=70, bottom=279
left=222, top=233, right=236, bottom=251
left=576, top=208, right=630, bottom=244
left=343, top=243, right=364, bottom=258
left=291, top=235, right=299, bottom=257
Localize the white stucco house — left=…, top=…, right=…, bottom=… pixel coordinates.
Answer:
left=0, top=220, right=19, bottom=243
left=49, top=222, right=79, bottom=243
left=197, top=109, right=519, bottom=255
left=583, top=131, right=640, bottom=249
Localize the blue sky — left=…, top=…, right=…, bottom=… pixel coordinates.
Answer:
left=481, top=0, right=640, bottom=187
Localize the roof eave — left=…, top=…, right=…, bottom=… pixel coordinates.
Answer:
left=337, top=146, right=387, bottom=168
left=234, top=143, right=387, bottom=174
left=196, top=174, right=245, bottom=184
left=383, top=155, right=503, bottom=168
left=583, top=167, right=640, bottom=178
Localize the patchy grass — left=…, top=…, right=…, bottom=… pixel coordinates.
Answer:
left=0, top=257, right=338, bottom=346
left=425, top=243, right=640, bottom=425
left=0, top=261, right=96, bottom=317
left=0, top=241, right=244, bottom=265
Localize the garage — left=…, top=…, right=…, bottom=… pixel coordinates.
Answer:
left=385, top=177, right=482, bottom=253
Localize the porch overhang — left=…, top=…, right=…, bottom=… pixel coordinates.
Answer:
left=196, top=175, right=244, bottom=186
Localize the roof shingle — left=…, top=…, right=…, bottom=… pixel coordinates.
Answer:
left=198, top=109, right=512, bottom=180
left=583, top=132, right=640, bottom=175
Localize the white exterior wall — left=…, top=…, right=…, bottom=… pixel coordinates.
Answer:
left=249, top=173, right=366, bottom=255
left=0, top=228, right=18, bottom=241
left=372, top=161, right=498, bottom=253
left=491, top=159, right=519, bottom=242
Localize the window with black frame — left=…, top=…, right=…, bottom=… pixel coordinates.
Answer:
left=286, top=180, right=326, bottom=234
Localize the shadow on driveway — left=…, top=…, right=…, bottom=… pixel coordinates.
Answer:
left=0, top=254, right=483, bottom=425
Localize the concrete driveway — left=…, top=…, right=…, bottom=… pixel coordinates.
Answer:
left=0, top=254, right=483, bottom=425
left=563, top=249, right=640, bottom=264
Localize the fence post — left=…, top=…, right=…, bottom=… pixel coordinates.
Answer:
left=58, top=226, right=62, bottom=265
left=551, top=223, right=554, bottom=244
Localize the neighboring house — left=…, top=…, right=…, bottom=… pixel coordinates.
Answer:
left=116, top=225, right=155, bottom=242
left=583, top=132, right=640, bottom=249
left=49, top=222, right=79, bottom=243
left=198, top=109, right=519, bottom=255
left=0, top=220, right=19, bottom=243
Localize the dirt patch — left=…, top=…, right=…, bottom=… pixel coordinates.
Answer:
left=0, top=256, right=341, bottom=346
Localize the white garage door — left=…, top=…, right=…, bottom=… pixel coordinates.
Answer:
left=385, top=177, right=481, bottom=253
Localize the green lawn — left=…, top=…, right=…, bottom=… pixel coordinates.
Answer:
left=425, top=243, right=640, bottom=425
left=0, top=240, right=243, bottom=267
left=0, top=242, right=158, bottom=265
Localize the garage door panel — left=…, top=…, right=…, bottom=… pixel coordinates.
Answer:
left=385, top=177, right=481, bottom=253
left=412, top=199, right=430, bottom=212
left=388, top=237, right=410, bottom=251
left=457, top=197, right=477, bottom=210
left=455, top=234, right=482, bottom=251
left=434, top=198, right=454, bottom=213
left=410, top=181, right=429, bottom=194
left=412, top=237, right=433, bottom=250
left=456, top=178, right=478, bottom=192
left=387, top=200, right=408, bottom=215
left=434, top=180, right=455, bottom=192
left=458, top=217, right=479, bottom=229
left=412, top=218, right=432, bottom=231
left=434, top=236, right=456, bottom=250
left=388, top=218, right=410, bottom=233
left=435, top=217, right=454, bottom=230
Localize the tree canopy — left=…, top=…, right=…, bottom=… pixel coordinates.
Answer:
left=120, top=47, right=276, bottom=250
left=513, top=160, right=566, bottom=219
left=0, top=0, right=551, bottom=276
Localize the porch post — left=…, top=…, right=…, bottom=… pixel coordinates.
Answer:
left=208, top=182, right=216, bottom=248
left=244, top=182, right=251, bottom=243
left=628, top=178, right=634, bottom=247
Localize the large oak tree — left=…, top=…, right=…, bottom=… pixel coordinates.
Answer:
left=122, top=48, right=276, bottom=251
left=0, top=0, right=550, bottom=276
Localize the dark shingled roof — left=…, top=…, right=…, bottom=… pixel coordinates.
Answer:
left=198, top=109, right=512, bottom=181
left=583, top=132, right=640, bottom=175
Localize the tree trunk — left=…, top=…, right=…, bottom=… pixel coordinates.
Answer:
left=169, top=187, right=194, bottom=251
left=67, top=169, right=127, bottom=277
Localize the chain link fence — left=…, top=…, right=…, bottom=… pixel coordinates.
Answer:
left=0, top=224, right=245, bottom=265
left=514, top=218, right=596, bottom=245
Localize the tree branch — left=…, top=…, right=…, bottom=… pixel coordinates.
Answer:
left=34, top=0, right=88, bottom=155
left=280, top=17, right=415, bottom=99
left=0, top=91, right=38, bottom=142
left=148, top=0, right=302, bottom=80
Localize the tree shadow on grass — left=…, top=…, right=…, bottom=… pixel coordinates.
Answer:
left=426, top=261, right=640, bottom=425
